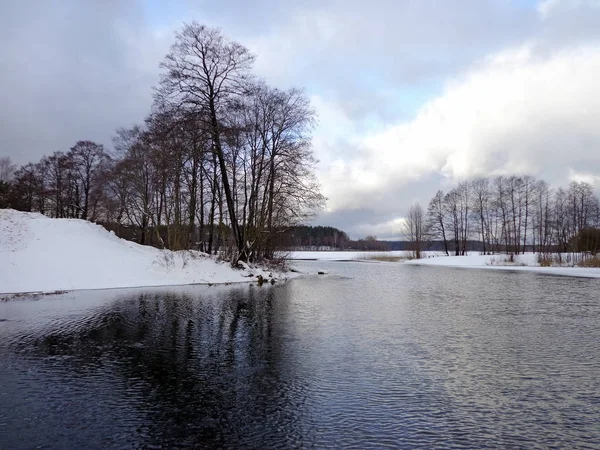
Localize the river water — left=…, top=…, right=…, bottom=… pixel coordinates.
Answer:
left=1, top=262, right=599, bottom=449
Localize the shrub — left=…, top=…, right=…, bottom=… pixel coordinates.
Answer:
left=578, top=255, right=600, bottom=268
left=538, top=254, right=553, bottom=267
left=572, top=228, right=600, bottom=254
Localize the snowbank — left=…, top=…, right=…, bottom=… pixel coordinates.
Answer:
left=405, top=253, right=600, bottom=278
left=0, top=209, right=287, bottom=294
left=290, top=249, right=600, bottom=278
left=408, top=253, right=537, bottom=266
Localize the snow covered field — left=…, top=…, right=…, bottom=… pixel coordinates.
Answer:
left=405, top=253, right=600, bottom=278
left=291, top=250, right=600, bottom=278
left=0, top=210, right=287, bottom=295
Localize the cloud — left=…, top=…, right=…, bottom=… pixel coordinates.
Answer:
left=569, top=169, right=600, bottom=187
left=242, top=0, right=536, bottom=125
left=315, top=208, right=408, bottom=240
left=318, top=41, right=600, bottom=225
left=538, top=0, right=600, bottom=18
left=0, top=0, right=540, bottom=166
left=0, top=0, right=172, bottom=164
left=535, top=0, right=600, bottom=47
left=2, top=0, right=600, bottom=238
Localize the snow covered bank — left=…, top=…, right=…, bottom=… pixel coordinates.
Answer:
left=405, top=253, right=600, bottom=278
left=290, top=250, right=600, bottom=278
left=0, top=209, right=289, bottom=295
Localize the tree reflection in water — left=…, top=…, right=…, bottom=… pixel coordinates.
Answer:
left=27, top=285, right=311, bottom=448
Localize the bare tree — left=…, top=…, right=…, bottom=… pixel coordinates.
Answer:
left=0, top=157, right=15, bottom=182
left=444, top=189, right=462, bottom=255
left=457, top=181, right=470, bottom=255
left=426, top=190, right=449, bottom=255
left=532, top=179, right=552, bottom=254
left=403, top=203, right=425, bottom=259
left=70, top=141, right=110, bottom=220
left=5, top=22, right=325, bottom=265
left=0, top=156, right=16, bottom=209
left=421, top=173, right=600, bottom=262
left=471, top=178, right=491, bottom=254
left=158, top=22, right=255, bottom=261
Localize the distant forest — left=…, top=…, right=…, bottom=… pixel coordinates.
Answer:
left=275, top=225, right=386, bottom=251
left=277, top=226, right=475, bottom=252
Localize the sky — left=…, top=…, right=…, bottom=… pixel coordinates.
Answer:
left=2, top=0, right=600, bottom=239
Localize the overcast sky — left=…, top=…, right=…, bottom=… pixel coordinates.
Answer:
left=2, top=0, right=600, bottom=238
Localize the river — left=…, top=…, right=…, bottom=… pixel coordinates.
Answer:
left=1, top=261, right=599, bottom=448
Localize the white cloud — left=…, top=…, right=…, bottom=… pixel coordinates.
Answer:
left=569, top=169, right=600, bottom=187
left=3, top=0, right=600, bottom=237
left=320, top=42, right=600, bottom=213
left=538, top=0, right=600, bottom=18
left=353, top=217, right=407, bottom=240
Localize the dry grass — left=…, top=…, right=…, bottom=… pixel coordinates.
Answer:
left=365, top=255, right=408, bottom=262
left=354, top=252, right=410, bottom=262
left=535, top=252, right=600, bottom=268
left=578, top=255, right=600, bottom=268
left=487, top=254, right=527, bottom=266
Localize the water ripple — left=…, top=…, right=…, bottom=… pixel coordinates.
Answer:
left=1, top=264, right=599, bottom=448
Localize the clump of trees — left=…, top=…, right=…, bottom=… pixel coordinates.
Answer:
left=0, top=23, right=325, bottom=263
left=2, top=142, right=110, bottom=220
left=409, top=176, right=600, bottom=259
left=280, top=225, right=350, bottom=250
left=349, top=235, right=390, bottom=251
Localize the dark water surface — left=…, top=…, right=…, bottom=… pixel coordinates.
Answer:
left=1, top=262, right=599, bottom=449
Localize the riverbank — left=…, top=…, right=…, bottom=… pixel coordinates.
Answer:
left=290, top=250, right=600, bottom=278
left=407, top=253, right=600, bottom=278
left=0, top=209, right=289, bottom=295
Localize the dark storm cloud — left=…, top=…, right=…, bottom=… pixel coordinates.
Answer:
left=0, top=0, right=165, bottom=164
left=0, top=0, right=540, bottom=164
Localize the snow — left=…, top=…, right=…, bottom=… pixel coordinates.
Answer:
left=0, top=209, right=290, bottom=295
left=408, top=253, right=538, bottom=267
left=405, top=253, right=600, bottom=278
left=290, top=250, right=600, bottom=278
left=3, top=208, right=596, bottom=295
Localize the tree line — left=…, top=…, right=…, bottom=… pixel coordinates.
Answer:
left=279, top=225, right=350, bottom=250
left=404, top=176, right=600, bottom=258
left=279, top=227, right=403, bottom=251
left=0, top=23, right=325, bottom=263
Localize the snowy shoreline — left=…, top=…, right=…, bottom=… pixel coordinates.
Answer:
left=404, top=253, right=600, bottom=278
left=290, top=251, right=600, bottom=279
left=0, top=210, right=294, bottom=295
left=2, top=208, right=598, bottom=297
